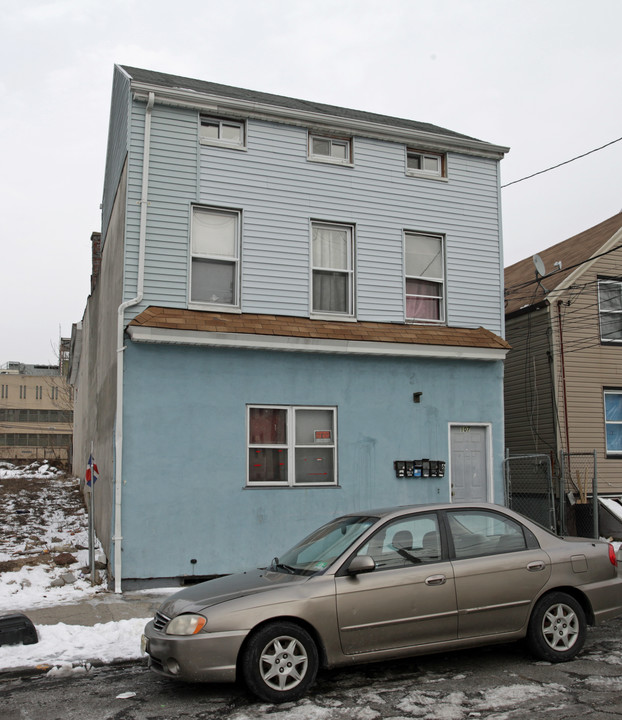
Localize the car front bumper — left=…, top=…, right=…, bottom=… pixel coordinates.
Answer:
left=142, top=620, right=247, bottom=683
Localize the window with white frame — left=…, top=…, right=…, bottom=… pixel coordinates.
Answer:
left=312, top=222, right=354, bottom=316
left=404, top=232, right=445, bottom=322
left=199, top=116, right=245, bottom=148
left=247, top=406, right=337, bottom=486
left=190, top=207, right=240, bottom=307
left=308, top=134, right=352, bottom=165
left=598, top=278, right=622, bottom=343
left=406, top=149, right=445, bottom=178
left=604, top=390, right=622, bottom=455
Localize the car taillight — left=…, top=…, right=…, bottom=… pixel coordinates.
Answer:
left=608, top=543, right=618, bottom=567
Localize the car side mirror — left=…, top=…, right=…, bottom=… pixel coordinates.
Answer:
left=347, top=555, right=376, bottom=575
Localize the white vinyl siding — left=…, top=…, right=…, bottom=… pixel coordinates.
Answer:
left=117, top=93, right=503, bottom=334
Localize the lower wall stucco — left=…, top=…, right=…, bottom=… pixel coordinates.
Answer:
left=117, top=341, right=505, bottom=580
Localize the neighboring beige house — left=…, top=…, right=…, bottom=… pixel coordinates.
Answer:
left=504, top=212, right=622, bottom=496
left=0, top=342, right=74, bottom=466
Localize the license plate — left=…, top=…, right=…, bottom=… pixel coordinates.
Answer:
left=141, top=634, right=149, bottom=655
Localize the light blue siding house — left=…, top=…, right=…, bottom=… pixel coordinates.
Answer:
left=71, top=65, right=510, bottom=589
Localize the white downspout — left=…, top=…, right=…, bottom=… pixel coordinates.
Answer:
left=113, top=91, right=155, bottom=593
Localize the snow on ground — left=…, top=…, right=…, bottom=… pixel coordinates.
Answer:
left=0, top=461, right=150, bottom=673
left=0, top=618, right=147, bottom=671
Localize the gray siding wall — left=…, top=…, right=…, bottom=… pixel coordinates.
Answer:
left=73, top=162, right=128, bottom=562
left=123, top=103, right=503, bottom=334
left=504, top=308, right=557, bottom=456
left=102, top=67, right=131, bottom=244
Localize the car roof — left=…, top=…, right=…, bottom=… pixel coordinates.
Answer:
left=341, top=502, right=514, bottom=520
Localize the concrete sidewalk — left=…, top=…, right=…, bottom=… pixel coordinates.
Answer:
left=22, top=591, right=169, bottom=627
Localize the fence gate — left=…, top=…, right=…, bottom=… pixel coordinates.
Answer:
left=504, top=454, right=556, bottom=532
left=561, top=451, right=598, bottom=539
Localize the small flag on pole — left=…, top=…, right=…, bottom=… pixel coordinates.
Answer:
left=86, top=454, right=99, bottom=487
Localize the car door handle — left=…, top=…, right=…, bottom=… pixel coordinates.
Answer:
left=425, top=574, right=447, bottom=586
left=527, top=561, right=546, bottom=572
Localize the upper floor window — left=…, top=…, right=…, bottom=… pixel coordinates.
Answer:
left=1, top=384, right=7, bottom=399
left=199, top=116, right=246, bottom=149
left=604, top=390, right=622, bottom=455
left=190, top=207, right=240, bottom=308
left=598, top=278, right=622, bottom=343
left=308, top=134, right=352, bottom=165
left=311, top=222, right=354, bottom=317
left=19, top=385, right=26, bottom=400
left=247, top=405, right=337, bottom=487
left=406, top=149, right=445, bottom=178
left=405, top=232, right=445, bottom=323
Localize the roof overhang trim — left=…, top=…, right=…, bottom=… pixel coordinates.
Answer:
left=130, top=82, right=509, bottom=159
left=127, top=325, right=508, bottom=361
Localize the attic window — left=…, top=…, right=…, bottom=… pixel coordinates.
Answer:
left=406, top=150, right=445, bottom=178
left=308, top=134, right=352, bottom=165
left=200, top=116, right=246, bottom=149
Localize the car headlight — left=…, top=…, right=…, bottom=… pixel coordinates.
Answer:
left=165, top=614, right=207, bottom=635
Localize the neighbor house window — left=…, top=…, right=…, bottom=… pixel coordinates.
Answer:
left=604, top=390, right=622, bottom=455
left=598, top=278, right=622, bottom=343
left=308, top=134, right=352, bottom=165
left=199, top=116, right=245, bottom=148
left=405, top=232, right=445, bottom=322
left=406, top=149, right=445, bottom=178
left=311, top=222, right=354, bottom=316
left=248, top=406, right=337, bottom=486
left=190, top=207, right=240, bottom=307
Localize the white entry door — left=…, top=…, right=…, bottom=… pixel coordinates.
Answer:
left=450, top=425, right=490, bottom=503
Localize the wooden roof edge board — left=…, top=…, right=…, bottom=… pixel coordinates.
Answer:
left=128, top=307, right=509, bottom=350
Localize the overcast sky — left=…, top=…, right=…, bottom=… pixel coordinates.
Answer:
left=1, top=0, right=621, bottom=364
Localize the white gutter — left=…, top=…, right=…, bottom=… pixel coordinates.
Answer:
left=130, top=84, right=509, bottom=160
left=113, top=91, right=154, bottom=593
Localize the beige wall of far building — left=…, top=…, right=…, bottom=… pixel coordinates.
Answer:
left=0, top=368, right=74, bottom=464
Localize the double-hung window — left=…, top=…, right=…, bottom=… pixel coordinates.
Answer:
left=199, top=116, right=245, bottom=149
left=598, top=278, right=622, bottom=343
left=247, top=406, right=337, bottom=486
left=190, top=207, right=240, bottom=308
left=312, top=222, right=354, bottom=316
left=308, top=134, right=352, bottom=165
left=604, top=390, right=622, bottom=455
left=405, top=232, right=445, bottom=322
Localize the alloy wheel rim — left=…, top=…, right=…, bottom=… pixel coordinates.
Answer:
left=542, top=602, right=579, bottom=651
left=260, top=635, right=308, bottom=691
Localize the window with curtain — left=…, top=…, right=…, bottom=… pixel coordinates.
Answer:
left=190, top=207, right=240, bottom=307
left=312, top=223, right=354, bottom=316
left=598, top=278, right=622, bottom=343
left=605, top=390, right=622, bottom=455
left=405, top=232, right=445, bottom=322
left=248, top=406, right=337, bottom=486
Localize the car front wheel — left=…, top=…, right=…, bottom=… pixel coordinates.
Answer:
left=527, top=591, right=586, bottom=662
left=241, top=622, right=319, bottom=703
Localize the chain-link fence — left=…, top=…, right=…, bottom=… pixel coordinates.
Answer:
left=560, top=451, right=598, bottom=539
left=504, top=454, right=556, bottom=532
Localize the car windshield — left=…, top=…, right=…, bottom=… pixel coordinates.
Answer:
left=272, top=515, right=377, bottom=575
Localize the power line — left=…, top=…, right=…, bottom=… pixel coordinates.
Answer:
left=501, top=136, right=622, bottom=189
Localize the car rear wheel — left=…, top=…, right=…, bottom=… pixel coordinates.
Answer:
left=527, top=591, right=586, bottom=662
left=241, top=622, right=319, bottom=703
